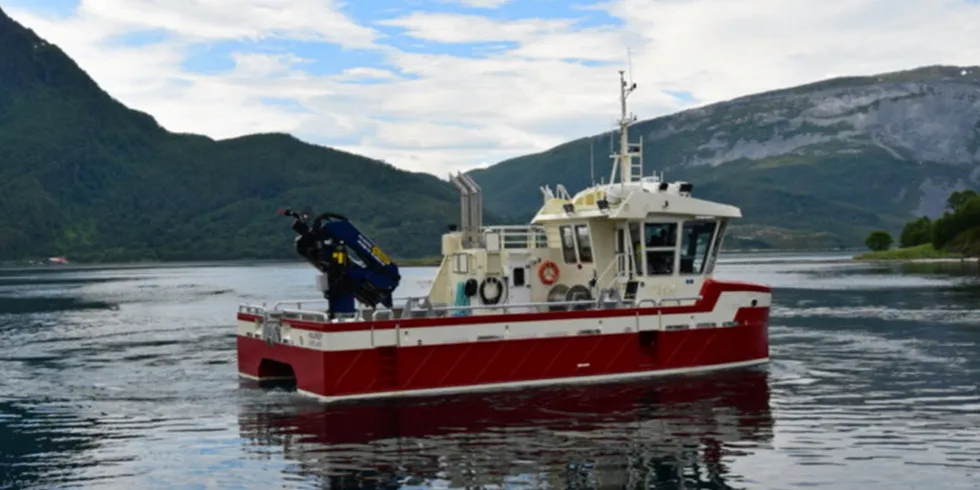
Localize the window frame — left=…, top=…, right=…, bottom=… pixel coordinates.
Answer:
left=642, top=221, right=680, bottom=276
left=703, top=218, right=728, bottom=276
left=557, top=223, right=595, bottom=264
left=574, top=224, right=593, bottom=263
left=678, top=218, right=719, bottom=276
left=558, top=225, right=578, bottom=264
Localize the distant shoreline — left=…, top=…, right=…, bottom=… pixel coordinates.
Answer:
left=1, top=249, right=865, bottom=272
left=852, top=256, right=979, bottom=264
left=4, top=254, right=975, bottom=272
left=0, top=256, right=446, bottom=271
left=850, top=243, right=977, bottom=264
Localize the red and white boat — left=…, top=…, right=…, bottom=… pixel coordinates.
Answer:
left=236, top=71, right=772, bottom=403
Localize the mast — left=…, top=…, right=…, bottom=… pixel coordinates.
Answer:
left=609, top=70, right=639, bottom=187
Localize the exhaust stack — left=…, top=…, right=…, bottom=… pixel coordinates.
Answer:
left=450, top=172, right=484, bottom=248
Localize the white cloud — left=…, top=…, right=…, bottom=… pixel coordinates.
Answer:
left=377, top=13, right=574, bottom=43
left=79, top=0, right=378, bottom=48
left=5, top=0, right=980, bottom=178
left=437, top=0, right=513, bottom=8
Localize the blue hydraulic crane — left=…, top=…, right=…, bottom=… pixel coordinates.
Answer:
left=279, top=207, right=401, bottom=319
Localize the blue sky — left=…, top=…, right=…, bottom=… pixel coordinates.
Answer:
left=7, top=0, right=622, bottom=78
left=5, top=0, right=978, bottom=176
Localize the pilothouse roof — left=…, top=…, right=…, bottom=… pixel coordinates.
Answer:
left=530, top=70, right=742, bottom=225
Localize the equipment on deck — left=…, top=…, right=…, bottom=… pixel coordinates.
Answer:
left=279, top=207, right=401, bottom=318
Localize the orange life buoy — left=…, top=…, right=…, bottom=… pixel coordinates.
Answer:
left=538, top=261, right=559, bottom=285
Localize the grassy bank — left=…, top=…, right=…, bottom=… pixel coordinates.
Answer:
left=852, top=243, right=961, bottom=261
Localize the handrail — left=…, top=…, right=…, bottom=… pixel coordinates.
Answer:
left=479, top=226, right=547, bottom=235
left=479, top=225, right=548, bottom=249
left=619, top=252, right=637, bottom=278
left=429, top=298, right=597, bottom=313
left=633, top=295, right=701, bottom=307
left=256, top=294, right=703, bottom=323
left=658, top=295, right=701, bottom=305
left=594, top=253, right=624, bottom=290
left=280, top=308, right=328, bottom=321
left=271, top=299, right=329, bottom=310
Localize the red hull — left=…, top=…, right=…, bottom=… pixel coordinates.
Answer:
left=237, top=307, right=768, bottom=401
left=236, top=278, right=771, bottom=402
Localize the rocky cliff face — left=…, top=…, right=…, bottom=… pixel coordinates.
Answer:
left=671, top=69, right=980, bottom=169
left=470, top=65, right=980, bottom=249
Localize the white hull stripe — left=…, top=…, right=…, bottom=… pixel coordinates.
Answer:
left=237, top=290, right=770, bottom=352
left=249, top=357, right=770, bottom=404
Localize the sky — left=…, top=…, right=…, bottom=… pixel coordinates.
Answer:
left=4, top=0, right=980, bottom=178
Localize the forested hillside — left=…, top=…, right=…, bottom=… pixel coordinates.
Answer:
left=0, top=7, right=474, bottom=262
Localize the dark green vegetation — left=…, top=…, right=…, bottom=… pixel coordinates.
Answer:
left=856, top=189, right=980, bottom=260
left=469, top=66, right=980, bottom=250
left=3, top=4, right=979, bottom=262
left=0, top=8, right=489, bottom=263
left=864, top=230, right=893, bottom=252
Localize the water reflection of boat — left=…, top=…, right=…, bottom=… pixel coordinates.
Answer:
left=238, top=367, right=773, bottom=489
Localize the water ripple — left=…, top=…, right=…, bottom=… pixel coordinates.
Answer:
left=0, top=259, right=979, bottom=489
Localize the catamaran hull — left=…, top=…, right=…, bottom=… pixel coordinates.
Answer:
left=236, top=280, right=770, bottom=403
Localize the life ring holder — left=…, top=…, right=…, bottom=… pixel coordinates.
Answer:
left=538, top=261, right=560, bottom=285
left=479, top=276, right=506, bottom=305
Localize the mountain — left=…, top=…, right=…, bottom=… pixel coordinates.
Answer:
left=4, top=5, right=977, bottom=261
left=0, top=7, right=476, bottom=263
left=468, top=66, right=980, bottom=249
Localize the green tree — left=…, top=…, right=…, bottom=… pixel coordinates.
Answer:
left=946, top=190, right=978, bottom=211
left=931, top=214, right=956, bottom=250
left=864, top=230, right=893, bottom=251
left=932, top=194, right=980, bottom=250
left=899, top=216, right=932, bottom=248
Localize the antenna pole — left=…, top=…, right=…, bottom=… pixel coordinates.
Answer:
left=617, top=70, right=638, bottom=186
left=589, top=137, right=595, bottom=187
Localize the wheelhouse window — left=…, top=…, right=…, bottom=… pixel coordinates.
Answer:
left=559, top=225, right=577, bottom=263
left=644, top=222, right=677, bottom=276
left=574, top=225, right=593, bottom=263
left=704, top=219, right=728, bottom=275
left=679, top=220, right=718, bottom=275
left=558, top=224, right=593, bottom=264
left=644, top=223, right=676, bottom=247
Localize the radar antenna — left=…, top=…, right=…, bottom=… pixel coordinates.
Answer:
left=608, top=66, right=641, bottom=188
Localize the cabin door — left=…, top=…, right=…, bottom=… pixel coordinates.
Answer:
left=615, top=224, right=633, bottom=277
left=507, top=252, right=532, bottom=312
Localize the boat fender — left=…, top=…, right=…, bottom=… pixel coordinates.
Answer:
left=479, top=276, right=506, bottom=305
left=464, top=278, right=478, bottom=297
left=538, top=261, right=560, bottom=285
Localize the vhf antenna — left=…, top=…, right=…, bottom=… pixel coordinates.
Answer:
left=590, top=136, right=595, bottom=187
left=627, top=46, right=634, bottom=85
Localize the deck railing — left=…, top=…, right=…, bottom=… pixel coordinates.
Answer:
left=480, top=225, right=549, bottom=249
left=238, top=293, right=702, bottom=324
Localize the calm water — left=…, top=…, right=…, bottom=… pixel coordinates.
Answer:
left=1, top=253, right=979, bottom=489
